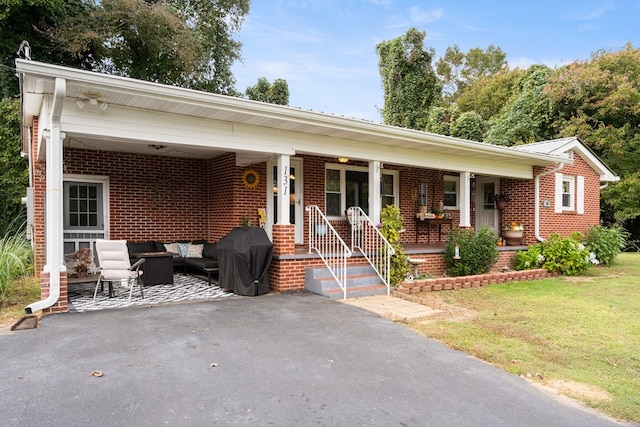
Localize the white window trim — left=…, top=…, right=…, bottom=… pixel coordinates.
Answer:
left=555, top=173, right=575, bottom=212
left=325, top=164, right=398, bottom=220
left=443, top=175, right=460, bottom=210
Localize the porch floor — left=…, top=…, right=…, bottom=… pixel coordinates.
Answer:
left=68, top=273, right=235, bottom=312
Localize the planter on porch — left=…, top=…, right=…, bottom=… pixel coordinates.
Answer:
left=502, top=229, right=524, bottom=246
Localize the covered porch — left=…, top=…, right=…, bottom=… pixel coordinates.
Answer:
left=17, top=59, right=568, bottom=314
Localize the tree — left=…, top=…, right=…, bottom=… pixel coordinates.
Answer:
left=0, top=98, right=28, bottom=235
left=545, top=44, right=640, bottom=223
left=0, top=0, right=94, bottom=98
left=456, top=68, right=525, bottom=120
left=376, top=28, right=441, bottom=130
left=245, top=77, right=290, bottom=105
left=484, top=65, right=556, bottom=145
left=450, top=111, right=486, bottom=141
left=53, top=0, right=250, bottom=94
left=436, top=44, right=507, bottom=101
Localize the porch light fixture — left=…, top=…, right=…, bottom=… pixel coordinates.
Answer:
left=337, top=157, right=349, bottom=164
left=75, top=92, right=109, bottom=111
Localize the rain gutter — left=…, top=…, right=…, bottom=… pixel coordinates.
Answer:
left=25, top=77, right=66, bottom=314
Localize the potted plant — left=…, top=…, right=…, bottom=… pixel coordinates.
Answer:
left=493, top=193, right=510, bottom=210
left=502, top=222, right=524, bottom=246
left=72, top=247, right=93, bottom=277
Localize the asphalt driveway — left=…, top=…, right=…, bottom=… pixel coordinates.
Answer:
left=0, top=292, right=625, bottom=426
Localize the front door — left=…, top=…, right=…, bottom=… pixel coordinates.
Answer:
left=266, top=158, right=303, bottom=244
left=475, top=176, right=499, bottom=232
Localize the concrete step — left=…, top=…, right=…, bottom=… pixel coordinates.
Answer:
left=305, top=266, right=388, bottom=299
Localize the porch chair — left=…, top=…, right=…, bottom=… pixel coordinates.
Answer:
left=93, top=239, right=146, bottom=304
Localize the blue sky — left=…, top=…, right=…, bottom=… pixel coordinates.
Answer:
left=232, top=1, right=639, bottom=122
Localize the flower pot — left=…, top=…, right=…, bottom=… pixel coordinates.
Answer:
left=495, top=200, right=507, bottom=210
left=502, top=229, right=523, bottom=246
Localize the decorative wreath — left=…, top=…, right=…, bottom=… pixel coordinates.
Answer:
left=242, top=169, right=260, bottom=189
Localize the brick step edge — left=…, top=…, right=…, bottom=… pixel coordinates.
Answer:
left=393, top=268, right=552, bottom=294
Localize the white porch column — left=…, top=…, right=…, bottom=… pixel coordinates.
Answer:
left=276, top=154, right=291, bottom=224
left=369, top=161, right=382, bottom=224
left=459, top=171, right=472, bottom=227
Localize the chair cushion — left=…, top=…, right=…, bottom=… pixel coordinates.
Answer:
left=163, top=242, right=181, bottom=257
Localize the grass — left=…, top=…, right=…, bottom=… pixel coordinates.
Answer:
left=0, top=275, right=40, bottom=326
left=410, top=252, right=640, bottom=423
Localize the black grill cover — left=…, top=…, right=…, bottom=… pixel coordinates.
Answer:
left=217, top=227, right=273, bottom=296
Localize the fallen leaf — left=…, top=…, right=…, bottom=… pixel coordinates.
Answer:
left=210, top=363, right=219, bottom=368
left=89, top=370, right=103, bottom=377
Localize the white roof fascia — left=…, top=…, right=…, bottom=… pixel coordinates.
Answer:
left=17, top=59, right=569, bottom=168
left=517, top=137, right=619, bottom=182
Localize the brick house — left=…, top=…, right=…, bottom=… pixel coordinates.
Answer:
left=16, top=59, right=618, bottom=314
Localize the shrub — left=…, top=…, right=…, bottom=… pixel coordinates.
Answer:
left=515, top=233, right=597, bottom=276
left=380, top=205, right=409, bottom=286
left=513, top=243, right=545, bottom=271
left=583, top=225, right=628, bottom=266
left=0, top=221, right=33, bottom=305
left=444, top=226, right=499, bottom=276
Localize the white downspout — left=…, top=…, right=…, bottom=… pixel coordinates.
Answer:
left=534, top=163, right=563, bottom=242
left=25, top=78, right=66, bottom=314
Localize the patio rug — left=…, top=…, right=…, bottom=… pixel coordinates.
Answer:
left=68, top=273, right=234, bottom=312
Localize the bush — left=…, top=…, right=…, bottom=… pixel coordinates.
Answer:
left=515, top=233, right=597, bottom=276
left=380, top=205, right=409, bottom=286
left=0, top=221, right=33, bottom=305
left=444, top=226, right=499, bottom=276
left=583, top=225, right=628, bottom=266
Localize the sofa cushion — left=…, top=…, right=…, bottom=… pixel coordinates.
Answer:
left=203, top=241, right=217, bottom=259
left=162, top=242, right=182, bottom=257
left=186, top=243, right=203, bottom=258
left=127, top=241, right=155, bottom=255
left=185, top=257, right=218, bottom=270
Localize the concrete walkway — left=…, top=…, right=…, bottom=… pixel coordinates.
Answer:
left=340, top=294, right=446, bottom=322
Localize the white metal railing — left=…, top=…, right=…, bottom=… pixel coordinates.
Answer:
left=306, top=205, right=352, bottom=299
left=347, top=206, right=395, bottom=295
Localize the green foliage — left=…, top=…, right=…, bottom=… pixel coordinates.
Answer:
left=450, top=111, right=486, bottom=141
left=0, top=98, right=28, bottom=236
left=583, top=225, right=628, bottom=265
left=0, top=0, right=95, bottom=98
left=545, top=44, right=640, bottom=222
left=245, top=77, right=290, bottom=105
left=0, top=221, right=32, bottom=305
left=513, top=244, right=545, bottom=271
left=484, top=65, right=555, bottom=145
left=436, top=44, right=507, bottom=101
left=425, top=105, right=458, bottom=135
left=376, top=28, right=442, bottom=130
left=379, top=205, right=409, bottom=286
left=444, top=226, right=499, bottom=276
left=51, top=0, right=249, bottom=95
left=515, top=233, right=596, bottom=275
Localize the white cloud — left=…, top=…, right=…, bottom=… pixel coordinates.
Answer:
left=388, top=6, right=444, bottom=28
left=562, top=3, right=614, bottom=21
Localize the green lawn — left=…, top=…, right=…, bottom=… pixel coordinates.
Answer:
left=410, top=252, right=640, bottom=423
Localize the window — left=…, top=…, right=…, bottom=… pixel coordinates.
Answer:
left=325, top=165, right=398, bottom=218
left=443, top=175, right=459, bottom=209
left=555, top=173, right=582, bottom=213
left=64, top=182, right=103, bottom=229
left=562, top=177, right=574, bottom=209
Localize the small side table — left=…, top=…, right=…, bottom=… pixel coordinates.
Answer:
left=133, top=252, right=177, bottom=286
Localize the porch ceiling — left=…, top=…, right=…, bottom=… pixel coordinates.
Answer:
left=19, top=60, right=569, bottom=170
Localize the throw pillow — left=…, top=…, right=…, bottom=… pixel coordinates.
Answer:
left=186, top=243, right=204, bottom=258
left=177, top=242, right=189, bottom=258
left=164, top=242, right=181, bottom=257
